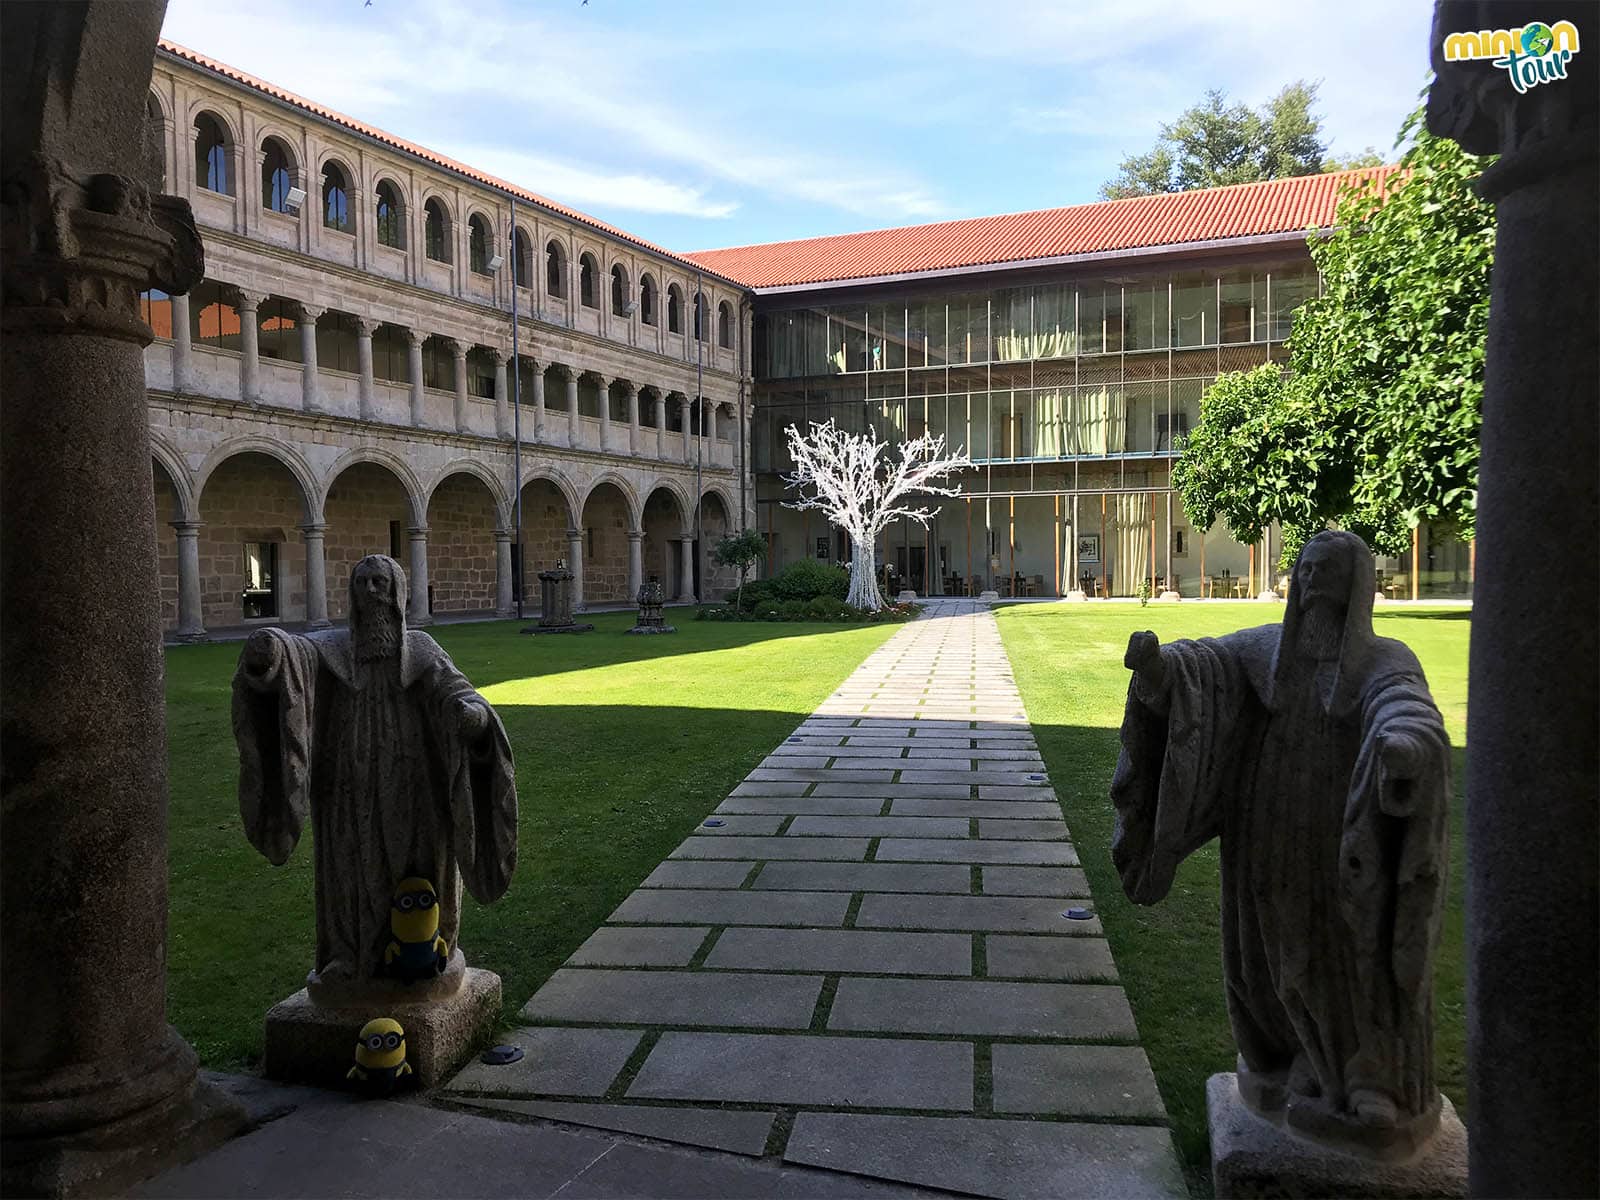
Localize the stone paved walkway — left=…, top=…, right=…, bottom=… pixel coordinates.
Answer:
left=444, top=600, right=1185, bottom=1199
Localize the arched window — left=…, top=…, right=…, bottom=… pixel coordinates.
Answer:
left=512, top=228, right=532, bottom=288
left=261, top=138, right=293, bottom=213
left=193, top=112, right=230, bottom=195
left=667, top=285, right=683, bottom=334
left=468, top=215, right=491, bottom=274
left=693, top=292, right=708, bottom=342
left=145, top=93, right=166, bottom=189
left=375, top=180, right=403, bottom=248
left=610, top=265, right=628, bottom=316
left=639, top=274, right=657, bottom=327
left=321, top=162, right=351, bottom=233
left=424, top=199, right=449, bottom=262
left=579, top=253, right=597, bottom=308
left=545, top=240, right=566, bottom=297
left=717, top=301, right=732, bottom=349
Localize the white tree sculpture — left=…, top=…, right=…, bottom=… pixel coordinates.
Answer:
left=783, top=420, right=972, bottom=612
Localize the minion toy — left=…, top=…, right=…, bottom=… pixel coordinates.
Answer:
left=384, top=876, right=449, bottom=980
left=346, top=1017, right=413, bottom=1094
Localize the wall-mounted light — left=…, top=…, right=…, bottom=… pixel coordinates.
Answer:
left=623, top=299, right=638, bottom=316
left=487, top=253, right=505, bottom=272
left=284, top=185, right=307, bottom=211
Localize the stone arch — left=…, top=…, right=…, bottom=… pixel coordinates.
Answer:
left=466, top=209, right=494, bottom=274
left=517, top=472, right=577, bottom=601
left=641, top=483, right=689, bottom=597
left=581, top=472, right=641, bottom=530
left=646, top=477, right=694, bottom=535
left=578, top=249, right=600, bottom=308
left=196, top=448, right=317, bottom=628
left=149, top=433, right=198, bottom=523
left=519, top=466, right=581, bottom=525
left=151, top=454, right=183, bottom=632
left=638, top=272, right=658, bottom=327
left=609, top=261, right=630, bottom=317
left=321, top=446, right=426, bottom=527
left=422, top=192, right=455, bottom=264
left=374, top=174, right=407, bottom=249
left=190, top=105, right=238, bottom=196
left=196, top=437, right=319, bottom=524
left=316, top=153, right=356, bottom=234
left=579, top=479, right=632, bottom=604
left=511, top=223, right=536, bottom=290
left=323, top=456, right=421, bottom=622
left=145, top=90, right=170, bottom=189
left=695, top=486, right=738, bottom=599
left=426, top=469, right=502, bottom=615
left=424, top=460, right=510, bottom=529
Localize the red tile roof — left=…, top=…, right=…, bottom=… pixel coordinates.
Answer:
left=156, top=39, right=746, bottom=286
left=683, top=168, right=1400, bottom=290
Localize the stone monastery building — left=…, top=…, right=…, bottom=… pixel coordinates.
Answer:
left=145, top=40, right=1472, bottom=638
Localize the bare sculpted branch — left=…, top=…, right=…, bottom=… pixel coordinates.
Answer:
left=782, top=421, right=971, bottom=611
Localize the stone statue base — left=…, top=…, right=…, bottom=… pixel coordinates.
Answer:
left=1, top=1073, right=245, bottom=1198
left=978, top=590, right=999, bottom=603
left=1207, top=1073, right=1466, bottom=1199
left=519, top=622, right=594, bottom=635
left=1067, top=589, right=1088, bottom=601
left=896, top=589, right=916, bottom=603
left=626, top=623, right=677, bottom=635
left=263, top=968, right=501, bottom=1090
left=1158, top=590, right=1181, bottom=602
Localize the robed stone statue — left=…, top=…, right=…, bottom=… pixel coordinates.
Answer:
left=1113, top=531, right=1451, bottom=1158
left=232, top=554, right=517, bottom=1001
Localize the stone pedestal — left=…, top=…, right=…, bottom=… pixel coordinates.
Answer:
left=264, top=968, right=501, bottom=1091
left=627, top=579, right=675, bottom=635
left=977, top=590, right=999, bottom=603
left=1067, top=589, right=1088, bottom=602
left=521, top=567, right=593, bottom=635
left=1207, top=1074, right=1465, bottom=1200
left=1158, top=590, right=1181, bottom=602
left=896, top=589, right=916, bottom=604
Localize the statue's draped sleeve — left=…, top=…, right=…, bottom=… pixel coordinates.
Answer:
left=414, top=649, right=518, bottom=903
left=1340, top=663, right=1451, bottom=1013
left=1111, top=637, right=1248, bottom=904
left=231, top=628, right=322, bottom=865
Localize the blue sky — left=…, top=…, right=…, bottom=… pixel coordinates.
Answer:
left=161, top=0, right=1435, bottom=253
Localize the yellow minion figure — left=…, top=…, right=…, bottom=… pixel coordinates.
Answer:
left=384, top=876, right=449, bottom=981
left=346, top=1017, right=412, bottom=1093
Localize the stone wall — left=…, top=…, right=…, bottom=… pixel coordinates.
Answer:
left=642, top=489, right=683, bottom=594
left=518, top=478, right=572, bottom=606
left=324, top=463, right=412, bottom=621
left=195, top=452, right=308, bottom=629
left=427, top=473, right=499, bottom=613
left=153, top=465, right=180, bottom=630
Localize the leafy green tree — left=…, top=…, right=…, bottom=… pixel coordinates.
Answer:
left=1101, top=82, right=1332, bottom=200
left=713, top=529, right=767, bottom=612
left=1172, top=102, right=1495, bottom=563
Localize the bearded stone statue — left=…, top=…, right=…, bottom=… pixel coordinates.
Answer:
left=232, top=554, right=517, bottom=1005
left=1113, top=531, right=1453, bottom=1164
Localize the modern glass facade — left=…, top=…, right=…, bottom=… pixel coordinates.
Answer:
left=750, top=254, right=1471, bottom=600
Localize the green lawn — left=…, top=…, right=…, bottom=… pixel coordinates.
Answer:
left=994, top=602, right=1469, bottom=1194
left=164, top=612, right=900, bottom=1068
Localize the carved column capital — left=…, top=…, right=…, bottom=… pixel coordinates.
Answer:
left=443, top=337, right=467, bottom=359
left=1, top=157, right=203, bottom=344
left=298, top=301, right=325, bottom=323
left=353, top=314, right=381, bottom=337
left=627, top=529, right=644, bottom=542
left=405, top=327, right=426, bottom=349
left=493, top=345, right=513, bottom=365
left=233, top=288, right=266, bottom=313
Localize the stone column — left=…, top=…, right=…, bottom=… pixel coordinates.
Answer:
left=406, top=328, right=425, bottom=427
left=354, top=314, right=377, bottom=422
left=170, top=289, right=192, bottom=391
left=173, top=521, right=205, bottom=641
left=0, top=20, right=246, bottom=1184
left=407, top=527, right=431, bottom=626
left=596, top=375, right=611, bottom=452
left=626, top=529, right=644, bottom=598
left=655, top=392, right=668, bottom=459
left=448, top=338, right=468, bottom=434
left=494, top=530, right=514, bottom=616
left=1427, top=9, right=1599, bottom=1195
left=624, top=382, right=639, bottom=456
left=493, top=350, right=511, bottom=439
left=708, top=400, right=719, bottom=447
left=566, top=528, right=585, bottom=612
left=564, top=366, right=579, bottom=448
left=236, top=289, right=263, bottom=403
left=298, top=302, right=323, bottom=414
left=530, top=359, right=545, bottom=442
left=682, top=398, right=694, bottom=465
left=677, top=536, right=696, bottom=603
left=301, top=522, right=331, bottom=630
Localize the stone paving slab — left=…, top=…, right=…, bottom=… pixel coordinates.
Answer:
left=454, top=1098, right=777, bottom=1157
left=828, top=977, right=1138, bottom=1039
left=609, top=889, right=851, bottom=927
left=784, top=1113, right=1186, bottom=1200
left=705, top=928, right=973, bottom=976
left=751, top=861, right=972, bottom=894
left=627, top=1032, right=972, bottom=1110
left=991, top=1044, right=1167, bottom=1118
left=987, top=935, right=1120, bottom=981
left=444, top=600, right=1177, bottom=1196
left=567, top=926, right=712, bottom=967
left=876, top=838, right=1080, bottom=866
left=669, top=835, right=870, bottom=861
left=521, top=970, right=823, bottom=1029
left=857, top=893, right=1105, bottom=935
